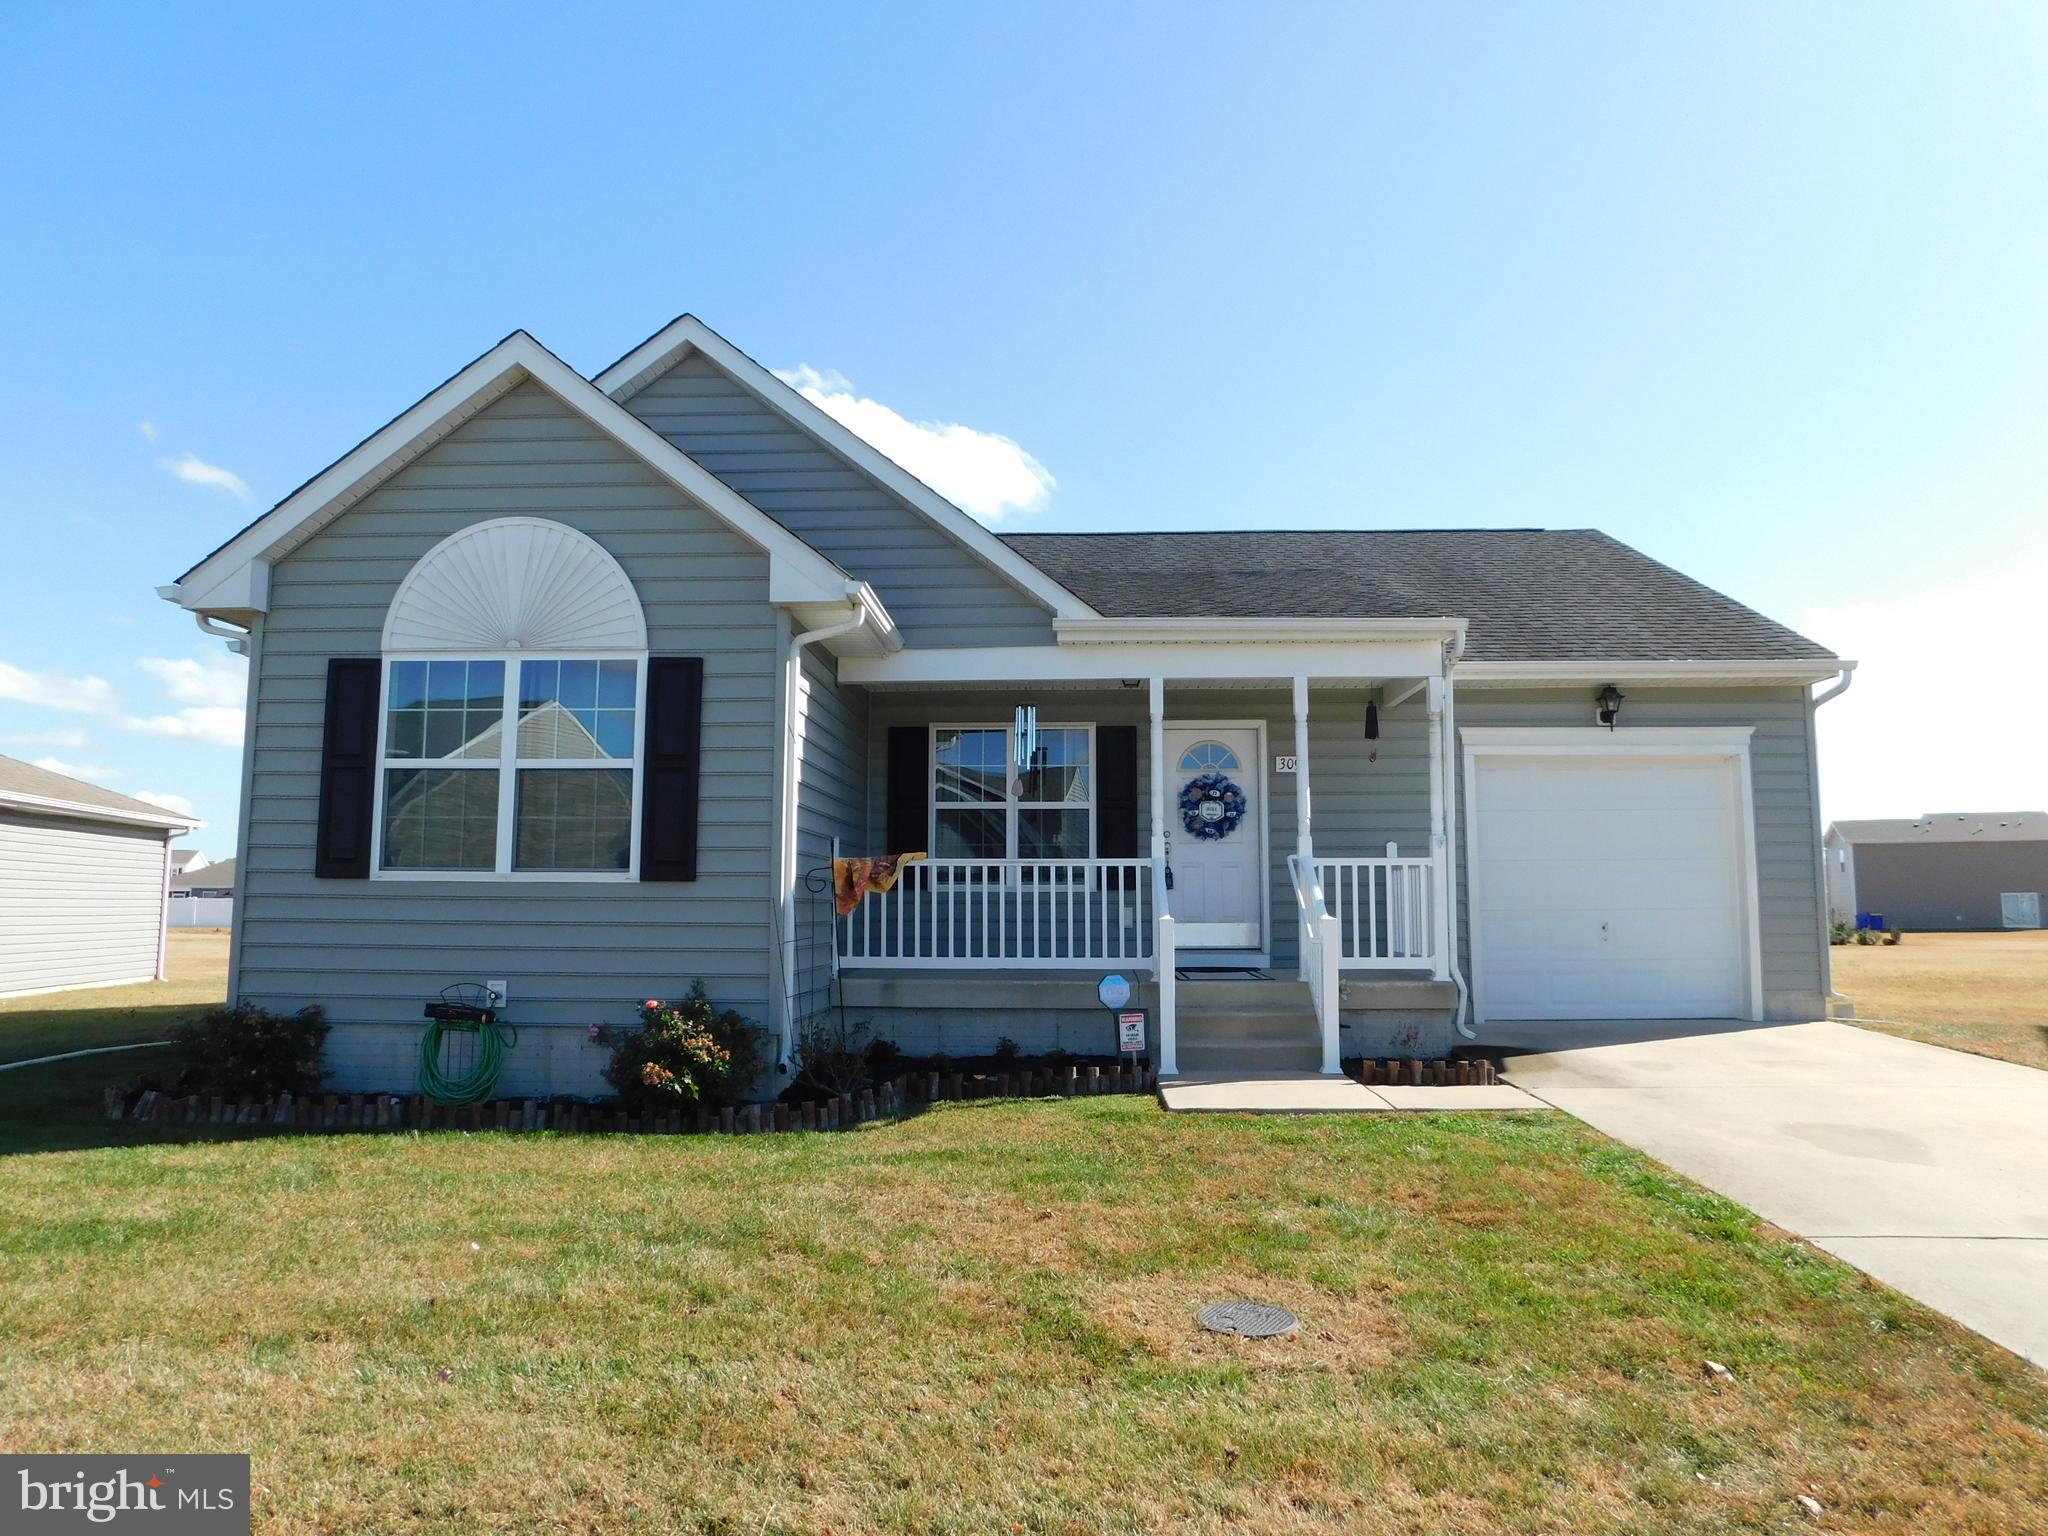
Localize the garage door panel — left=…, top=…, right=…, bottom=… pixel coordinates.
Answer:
left=1474, top=755, right=1747, bottom=1023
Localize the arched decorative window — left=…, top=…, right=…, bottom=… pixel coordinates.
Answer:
left=374, top=519, right=649, bottom=878
left=1177, top=740, right=1241, bottom=775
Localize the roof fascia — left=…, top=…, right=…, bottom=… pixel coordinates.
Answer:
left=163, top=333, right=857, bottom=615
left=594, top=315, right=1099, bottom=622
left=0, top=788, right=197, bottom=831
left=1056, top=615, right=1467, bottom=646
left=1455, top=658, right=1851, bottom=687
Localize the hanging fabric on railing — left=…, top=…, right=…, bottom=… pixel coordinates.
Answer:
left=834, top=852, right=928, bottom=916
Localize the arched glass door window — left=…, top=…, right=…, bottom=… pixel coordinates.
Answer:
left=1177, top=740, right=1242, bottom=775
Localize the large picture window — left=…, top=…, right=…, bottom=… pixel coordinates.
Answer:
left=932, top=723, right=1093, bottom=863
left=377, top=654, right=643, bottom=877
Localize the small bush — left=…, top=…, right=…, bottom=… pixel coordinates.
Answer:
left=865, top=1035, right=903, bottom=1072
left=172, top=1002, right=329, bottom=1100
left=603, top=984, right=767, bottom=1112
left=795, top=1013, right=872, bottom=1098
left=994, top=1036, right=1022, bottom=1065
left=1829, top=920, right=1855, bottom=946
left=1854, top=927, right=1881, bottom=945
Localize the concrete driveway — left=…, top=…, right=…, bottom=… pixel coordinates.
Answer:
left=1489, top=1019, right=2048, bottom=1369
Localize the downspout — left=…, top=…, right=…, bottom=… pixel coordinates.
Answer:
left=774, top=593, right=869, bottom=1071
left=1440, top=633, right=1476, bottom=1039
left=1807, top=663, right=1857, bottom=1013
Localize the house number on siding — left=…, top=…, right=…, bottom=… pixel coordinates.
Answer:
left=1273, top=755, right=1297, bottom=774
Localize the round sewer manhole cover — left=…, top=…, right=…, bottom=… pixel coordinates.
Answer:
left=1197, top=1301, right=1298, bottom=1338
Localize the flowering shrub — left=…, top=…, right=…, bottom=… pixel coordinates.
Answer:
left=171, top=1002, right=329, bottom=1099
left=600, top=983, right=766, bottom=1111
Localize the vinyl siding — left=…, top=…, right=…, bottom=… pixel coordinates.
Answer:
left=1453, top=686, right=1827, bottom=1020
left=621, top=354, right=1057, bottom=647
left=234, top=380, right=781, bottom=1094
left=790, top=646, right=867, bottom=1022
left=0, top=812, right=166, bottom=997
left=1840, top=841, right=2048, bottom=930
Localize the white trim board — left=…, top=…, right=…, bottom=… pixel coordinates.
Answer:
left=163, top=331, right=883, bottom=625
left=1460, top=726, right=1765, bottom=1025
left=1457, top=660, right=1851, bottom=687
left=594, top=314, right=1096, bottom=623
left=0, top=789, right=197, bottom=832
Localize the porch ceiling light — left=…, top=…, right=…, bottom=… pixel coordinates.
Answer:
left=1596, top=683, right=1625, bottom=730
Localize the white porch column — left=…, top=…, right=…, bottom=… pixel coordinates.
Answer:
left=1291, top=674, right=1313, bottom=872
left=1426, top=674, right=1453, bottom=981
left=1149, top=676, right=1177, bottom=1076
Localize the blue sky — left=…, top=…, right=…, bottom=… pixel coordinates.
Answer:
left=3, top=2, right=2045, bottom=852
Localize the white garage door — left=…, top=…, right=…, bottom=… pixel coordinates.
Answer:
left=1472, top=755, right=1748, bottom=1021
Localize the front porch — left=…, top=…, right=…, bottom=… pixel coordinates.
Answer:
left=808, top=633, right=1468, bottom=1074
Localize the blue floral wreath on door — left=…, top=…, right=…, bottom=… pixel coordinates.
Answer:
left=1179, top=772, right=1246, bottom=839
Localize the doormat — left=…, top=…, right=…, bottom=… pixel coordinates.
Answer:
left=1177, top=967, right=1271, bottom=980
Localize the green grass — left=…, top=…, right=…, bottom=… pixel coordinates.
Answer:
left=1, top=1066, right=2043, bottom=1533
left=0, top=927, right=228, bottom=1064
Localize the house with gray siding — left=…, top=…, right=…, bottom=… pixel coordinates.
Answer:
left=0, top=755, right=199, bottom=998
left=1826, top=814, right=2046, bottom=931
left=159, top=315, right=1853, bottom=1097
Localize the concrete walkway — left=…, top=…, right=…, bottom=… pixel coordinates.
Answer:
left=1158, top=1071, right=1540, bottom=1114
left=1491, top=1019, right=2048, bottom=1370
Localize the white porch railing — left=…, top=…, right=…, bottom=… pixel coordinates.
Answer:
left=1316, top=845, right=1437, bottom=969
left=837, top=858, right=1156, bottom=969
left=1286, top=853, right=1343, bottom=1074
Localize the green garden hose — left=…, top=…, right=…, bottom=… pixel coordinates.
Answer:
left=417, top=1017, right=517, bottom=1105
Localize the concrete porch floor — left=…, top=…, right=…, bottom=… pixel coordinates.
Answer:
left=1157, top=1071, right=1542, bottom=1114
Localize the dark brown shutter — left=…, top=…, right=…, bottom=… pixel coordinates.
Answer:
left=886, top=726, right=928, bottom=854
left=641, top=657, right=704, bottom=881
left=314, top=658, right=380, bottom=878
left=1096, top=725, right=1139, bottom=858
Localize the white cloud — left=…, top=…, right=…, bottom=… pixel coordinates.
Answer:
left=0, top=661, right=122, bottom=714
left=134, top=790, right=199, bottom=819
left=138, top=418, right=158, bottom=443
left=3, top=727, right=92, bottom=750
left=774, top=364, right=1054, bottom=523
left=120, top=707, right=245, bottom=748
left=32, top=756, right=121, bottom=782
left=157, top=451, right=252, bottom=502
left=138, top=654, right=247, bottom=709
left=1802, top=547, right=2048, bottom=822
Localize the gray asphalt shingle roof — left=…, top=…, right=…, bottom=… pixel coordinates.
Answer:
left=0, top=753, right=193, bottom=824
left=1000, top=529, right=1835, bottom=663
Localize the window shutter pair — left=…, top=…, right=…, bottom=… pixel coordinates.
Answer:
left=882, top=723, right=1139, bottom=857
left=313, top=656, right=703, bottom=881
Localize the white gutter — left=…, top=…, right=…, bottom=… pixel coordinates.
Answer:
left=0, top=790, right=198, bottom=832
left=194, top=611, right=252, bottom=656
left=1055, top=615, right=1467, bottom=646
left=772, top=588, right=871, bottom=1071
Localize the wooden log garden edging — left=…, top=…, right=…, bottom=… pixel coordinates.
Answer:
left=102, top=1060, right=1160, bottom=1136
left=1343, top=1057, right=1501, bottom=1088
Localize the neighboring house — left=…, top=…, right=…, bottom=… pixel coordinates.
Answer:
left=158, top=315, right=1852, bottom=1096
left=0, top=755, right=200, bottom=998
left=170, top=848, right=211, bottom=877
left=1826, top=815, right=2047, bottom=931
left=168, top=855, right=237, bottom=929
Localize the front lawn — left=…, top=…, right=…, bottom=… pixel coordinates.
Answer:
left=0, top=1079, right=2041, bottom=1532
left=1834, top=929, right=2048, bottom=1071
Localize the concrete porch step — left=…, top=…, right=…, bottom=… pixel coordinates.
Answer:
left=1176, top=1011, right=1322, bottom=1045
left=1178, top=1039, right=1323, bottom=1073
left=1177, top=977, right=1313, bottom=1009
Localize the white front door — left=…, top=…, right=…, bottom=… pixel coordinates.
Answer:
left=1165, top=726, right=1263, bottom=950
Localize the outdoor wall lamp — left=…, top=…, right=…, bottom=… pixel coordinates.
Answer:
left=1595, top=683, right=1625, bottom=729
